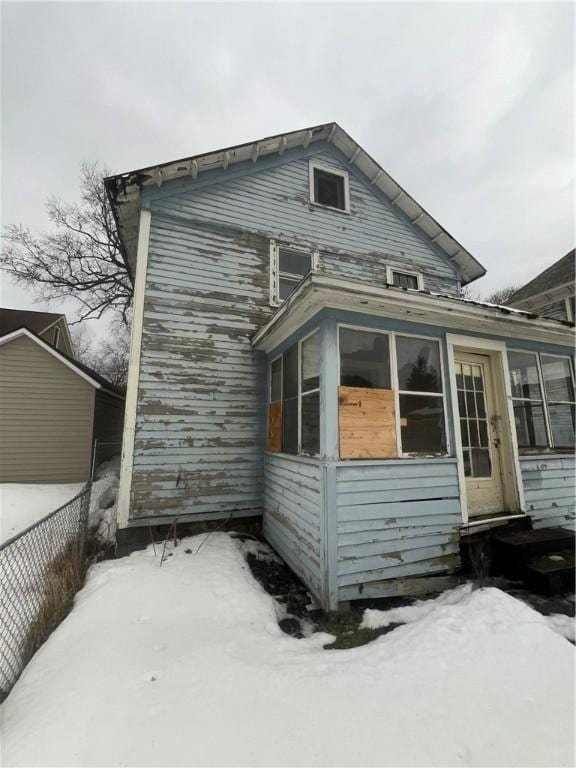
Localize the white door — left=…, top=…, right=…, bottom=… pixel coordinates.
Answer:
left=454, top=353, right=505, bottom=517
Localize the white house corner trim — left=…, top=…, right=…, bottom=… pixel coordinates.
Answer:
left=117, top=208, right=152, bottom=529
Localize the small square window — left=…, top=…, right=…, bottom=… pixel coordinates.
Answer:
left=389, top=269, right=422, bottom=291
left=309, top=162, right=349, bottom=212
left=314, top=169, right=345, bottom=209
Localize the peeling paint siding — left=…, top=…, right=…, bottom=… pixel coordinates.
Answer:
left=150, top=144, right=460, bottom=296
left=263, top=453, right=323, bottom=601
left=520, top=455, right=575, bottom=530
left=334, top=460, right=461, bottom=600
left=129, top=216, right=272, bottom=521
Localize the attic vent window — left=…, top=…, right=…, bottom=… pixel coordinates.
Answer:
left=309, top=161, right=350, bottom=212
left=387, top=267, right=423, bottom=291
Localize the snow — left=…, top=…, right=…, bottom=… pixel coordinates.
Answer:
left=546, top=613, right=576, bottom=643
left=88, top=456, right=120, bottom=545
left=2, top=533, right=574, bottom=767
left=0, top=482, right=85, bottom=544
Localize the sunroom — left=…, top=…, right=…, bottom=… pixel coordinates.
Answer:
left=253, top=273, right=575, bottom=611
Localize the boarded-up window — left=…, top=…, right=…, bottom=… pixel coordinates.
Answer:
left=268, top=357, right=283, bottom=452
left=338, top=387, right=397, bottom=459
left=338, top=329, right=395, bottom=458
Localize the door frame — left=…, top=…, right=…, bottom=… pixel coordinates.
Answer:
left=446, top=334, right=525, bottom=524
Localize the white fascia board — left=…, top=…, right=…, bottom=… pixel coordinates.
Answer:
left=252, top=275, right=574, bottom=353
left=0, top=328, right=103, bottom=388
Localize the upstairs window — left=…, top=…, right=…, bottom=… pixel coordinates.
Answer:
left=270, top=241, right=316, bottom=305
left=387, top=267, right=423, bottom=291
left=309, top=161, right=350, bottom=212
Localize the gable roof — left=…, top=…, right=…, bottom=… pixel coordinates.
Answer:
left=506, top=249, right=575, bottom=306
left=0, top=308, right=65, bottom=337
left=0, top=328, right=124, bottom=398
left=105, top=122, right=486, bottom=285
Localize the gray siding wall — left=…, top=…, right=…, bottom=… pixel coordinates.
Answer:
left=537, top=300, right=568, bottom=321
left=148, top=144, right=460, bottom=296
left=335, top=459, right=461, bottom=601
left=0, top=336, right=95, bottom=483
left=129, top=215, right=272, bottom=523
left=263, top=453, right=323, bottom=601
left=520, top=455, right=575, bottom=530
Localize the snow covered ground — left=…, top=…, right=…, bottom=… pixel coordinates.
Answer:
left=0, top=483, right=85, bottom=544
left=1, top=533, right=574, bottom=767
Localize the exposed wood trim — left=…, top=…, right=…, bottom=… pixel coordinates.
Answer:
left=0, top=328, right=103, bottom=389
left=116, top=208, right=151, bottom=530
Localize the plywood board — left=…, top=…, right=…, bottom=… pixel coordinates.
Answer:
left=267, top=402, right=282, bottom=452
left=338, top=386, right=397, bottom=459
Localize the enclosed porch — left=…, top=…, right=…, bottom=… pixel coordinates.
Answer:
left=253, top=274, right=575, bottom=610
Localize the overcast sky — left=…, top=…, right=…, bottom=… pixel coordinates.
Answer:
left=1, top=1, right=574, bottom=332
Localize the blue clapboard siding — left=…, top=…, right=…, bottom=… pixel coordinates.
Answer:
left=335, top=459, right=461, bottom=601
left=263, top=453, right=323, bottom=601
left=148, top=143, right=460, bottom=296
left=129, top=214, right=272, bottom=523
left=520, top=455, right=575, bottom=530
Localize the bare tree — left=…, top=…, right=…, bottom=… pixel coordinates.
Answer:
left=484, top=285, right=519, bottom=305
left=1, top=163, right=133, bottom=324
left=71, top=321, right=130, bottom=392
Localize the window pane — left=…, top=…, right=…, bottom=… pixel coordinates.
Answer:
left=471, top=448, right=492, bottom=478
left=396, top=337, right=442, bottom=393
left=508, top=351, right=542, bottom=400
left=314, top=168, right=345, bottom=210
left=463, top=449, right=471, bottom=478
left=282, top=398, right=298, bottom=454
left=541, top=355, right=575, bottom=403
left=460, top=419, right=470, bottom=447
left=301, top=332, right=320, bottom=392
left=270, top=358, right=282, bottom=402
left=339, top=328, right=390, bottom=389
left=278, top=248, right=311, bottom=277
left=392, top=272, right=419, bottom=290
left=399, top=394, right=446, bottom=454
left=279, top=276, right=300, bottom=300
left=513, top=403, right=548, bottom=448
left=301, top=392, right=320, bottom=454
left=283, top=345, right=299, bottom=399
left=478, top=420, right=489, bottom=447
left=548, top=404, right=575, bottom=449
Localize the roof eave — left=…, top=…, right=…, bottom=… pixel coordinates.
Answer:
left=106, top=122, right=486, bottom=284
left=252, top=274, right=573, bottom=353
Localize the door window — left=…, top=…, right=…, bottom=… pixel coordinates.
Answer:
left=455, top=361, right=492, bottom=478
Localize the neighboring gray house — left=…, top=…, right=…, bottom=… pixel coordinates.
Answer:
left=506, top=249, right=575, bottom=321
left=106, top=123, right=574, bottom=609
left=0, top=309, right=125, bottom=483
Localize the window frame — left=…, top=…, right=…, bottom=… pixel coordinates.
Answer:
left=386, top=266, right=424, bottom=292
left=308, top=160, right=350, bottom=214
left=336, top=323, right=450, bottom=458
left=508, top=348, right=576, bottom=452
left=267, top=328, right=321, bottom=458
left=269, top=240, right=319, bottom=307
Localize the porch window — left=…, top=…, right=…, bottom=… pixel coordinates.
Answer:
left=508, top=350, right=575, bottom=451
left=395, top=336, right=446, bottom=454
left=541, top=355, right=575, bottom=449
left=267, top=331, right=321, bottom=456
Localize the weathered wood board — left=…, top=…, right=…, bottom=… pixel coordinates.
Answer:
left=338, top=386, right=397, bottom=459
left=267, top=402, right=282, bottom=452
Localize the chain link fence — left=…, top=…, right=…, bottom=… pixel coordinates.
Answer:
left=0, top=485, right=91, bottom=701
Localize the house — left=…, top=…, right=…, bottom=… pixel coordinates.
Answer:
left=506, top=250, right=575, bottom=321
left=106, top=123, right=574, bottom=609
left=0, top=309, right=125, bottom=483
